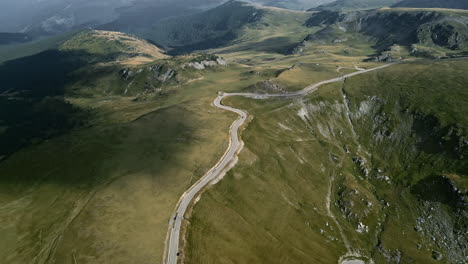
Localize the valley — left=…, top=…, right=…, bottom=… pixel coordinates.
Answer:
left=0, top=1, right=466, bottom=264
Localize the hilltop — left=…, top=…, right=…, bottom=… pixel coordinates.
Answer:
left=61, top=30, right=167, bottom=65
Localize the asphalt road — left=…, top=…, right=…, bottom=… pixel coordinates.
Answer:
left=164, top=95, right=247, bottom=264
left=164, top=63, right=395, bottom=264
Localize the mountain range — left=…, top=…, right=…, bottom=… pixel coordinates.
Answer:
left=0, top=0, right=334, bottom=38
left=0, top=1, right=467, bottom=264
left=2, top=0, right=468, bottom=42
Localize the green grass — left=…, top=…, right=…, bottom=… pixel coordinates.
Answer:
left=187, top=95, right=348, bottom=263
left=1, top=5, right=467, bottom=264
left=0, top=55, right=267, bottom=263
left=0, top=99, right=236, bottom=263
left=346, top=59, right=468, bottom=128
left=185, top=59, right=468, bottom=264
left=381, top=7, right=468, bottom=15
left=144, top=0, right=264, bottom=52
left=313, top=0, right=401, bottom=11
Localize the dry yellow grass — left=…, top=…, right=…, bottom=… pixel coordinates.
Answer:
left=94, top=30, right=167, bottom=65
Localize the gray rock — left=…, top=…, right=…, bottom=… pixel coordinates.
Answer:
left=432, top=250, right=443, bottom=261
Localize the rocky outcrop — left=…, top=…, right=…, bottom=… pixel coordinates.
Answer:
left=410, top=43, right=449, bottom=58
left=117, top=54, right=229, bottom=96
left=182, top=57, right=228, bottom=70
left=365, top=45, right=404, bottom=62
left=247, top=80, right=286, bottom=94
left=417, top=21, right=467, bottom=50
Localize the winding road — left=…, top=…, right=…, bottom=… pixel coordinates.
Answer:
left=164, top=63, right=395, bottom=264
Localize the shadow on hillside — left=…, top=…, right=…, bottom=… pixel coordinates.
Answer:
left=0, top=32, right=32, bottom=45
left=221, top=36, right=298, bottom=55
left=167, top=31, right=237, bottom=55
left=0, top=49, right=126, bottom=96
left=0, top=50, right=200, bottom=186
left=411, top=113, right=465, bottom=160
left=0, top=103, right=197, bottom=185
left=0, top=49, right=99, bottom=160
left=411, top=175, right=465, bottom=209
left=98, top=3, right=196, bottom=34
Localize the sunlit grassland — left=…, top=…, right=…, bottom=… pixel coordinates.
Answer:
left=0, top=63, right=267, bottom=263
left=185, top=59, right=468, bottom=264
left=186, top=92, right=349, bottom=264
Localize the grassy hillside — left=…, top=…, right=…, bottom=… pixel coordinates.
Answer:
left=0, top=40, right=271, bottom=264
left=1, top=5, right=467, bottom=264
left=360, top=8, right=468, bottom=51
left=394, top=0, right=468, bottom=10
left=211, top=5, right=313, bottom=56
left=98, top=3, right=197, bottom=34
left=297, top=8, right=468, bottom=59
left=0, top=30, right=170, bottom=159
left=0, top=13, right=300, bottom=262
left=0, top=27, right=241, bottom=160
left=312, top=0, right=402, bottom=11
left=145, top=0, right=264, bottom=53
left=61, top=30, right=167, bottom=65
left=257, top=0, right=335, bottom=10
left=0, top=95, right=236, bottom=264
left=185, top=59, right=468, bottom=264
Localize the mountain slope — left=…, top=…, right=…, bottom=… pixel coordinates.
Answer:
left=1, top=4, right=467, bottom=264
left=145, top=1, right=264, bottom=53
left=0, top=33, right=31, bottom=45
left=185, top=58, right=468, bottom=264
left=0, top=0, right=228, bottom=38
left=295, top=8, right=468, bottom=59
left=61, top=30, right=167, bottom=65
left=247, top=0, right=335, bottom=10
left=0, top=0, right=330, bottom=38
left=0, top=24, right=262, bottom=263
left=312, top=0, right=402, bottom=11
left=357, top=9, right=468, bottom=50
left=0, top=29, right=168, bottom=159
left=394, top=0, right=468, bottom=10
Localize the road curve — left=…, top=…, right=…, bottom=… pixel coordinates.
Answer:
left=164, top=95, right=248, bottom=264
left=163, top=63, right=395, bottom=264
